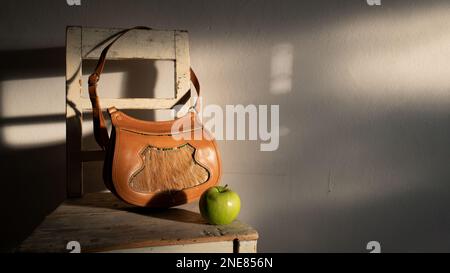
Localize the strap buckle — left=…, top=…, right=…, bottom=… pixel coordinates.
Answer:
left=188, top=105, right=197, bottom=113
left=188, top=96, right=200, bottom=113
left=88, top=73, right=100, bottom=86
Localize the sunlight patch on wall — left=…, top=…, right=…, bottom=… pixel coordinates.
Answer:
left=318, top=4, right=450, bottom=107
left=270, top=43, right=294, bottom=95
left=1, top=121, right=65, bottom=149
left=0, top=77, right=66, bottom=149
left=0, top=77, right=63, bottom=118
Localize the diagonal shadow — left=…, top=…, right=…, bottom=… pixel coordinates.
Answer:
left=0, top=46, right=163, bottom=251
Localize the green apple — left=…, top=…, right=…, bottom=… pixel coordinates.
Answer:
left=199, top=185, right=241, bottom=225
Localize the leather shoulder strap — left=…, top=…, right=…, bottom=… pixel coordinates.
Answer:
left=88, top=27, right=201, bottom=149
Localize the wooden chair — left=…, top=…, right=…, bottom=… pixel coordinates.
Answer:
left=18, top=27, right=258, bottom=253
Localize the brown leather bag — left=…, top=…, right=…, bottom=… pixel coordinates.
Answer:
left=88, top=27, right=221, bottom=208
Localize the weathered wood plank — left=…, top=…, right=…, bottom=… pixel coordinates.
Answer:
left=238, top=240, right=259, bottom=253
left=79, top=98, right=178, bottom=110
left=18, top=193, right=259, bottom=253
left=102, top=240, right=258, bottom=253
left=82, top=28, right=176, bottom=60
left=174, top=31, right=191, bottom=101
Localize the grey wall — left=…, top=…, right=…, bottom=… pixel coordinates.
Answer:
left=1, top=0, right=450, bottom=252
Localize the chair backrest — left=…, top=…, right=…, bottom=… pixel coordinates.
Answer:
left=66, top=27, right=191, bottom=198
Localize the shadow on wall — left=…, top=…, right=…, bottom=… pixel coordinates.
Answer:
left=0, top=47, right=160, bottom=252
left=0, top=48, right=66, bottom=252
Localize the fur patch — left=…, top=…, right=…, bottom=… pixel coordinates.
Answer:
left=129, top=144, right=210, bottom=193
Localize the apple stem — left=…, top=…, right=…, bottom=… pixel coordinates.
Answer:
left=221, top=184, right=229, bottom=193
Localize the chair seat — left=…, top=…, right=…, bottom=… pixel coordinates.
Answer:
left=17, top=192, right=259, bottom=253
